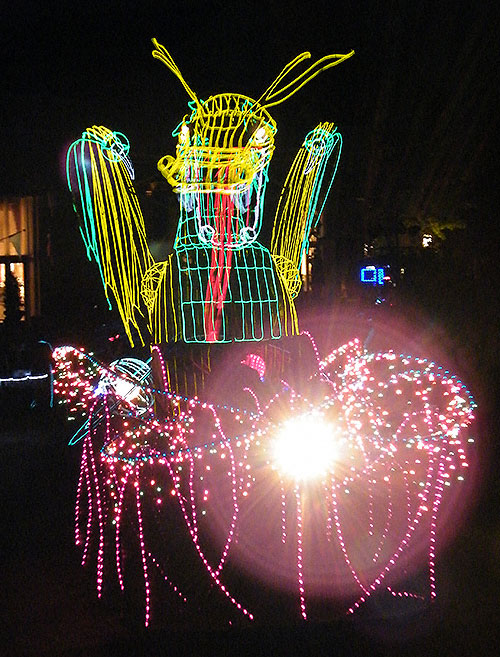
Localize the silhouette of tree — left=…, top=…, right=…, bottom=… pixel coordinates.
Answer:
left=3, top=269, right=22, bottom=326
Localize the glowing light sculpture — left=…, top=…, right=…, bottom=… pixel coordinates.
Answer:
left=66, top=41, right=353, bottom=345
left=271, top=122, right=342, bottom=298
left=59, top=40, right=478, bottom=631
left=66, top=127, right=154, bottom=346
left=54, top=337, right=476, bottom=626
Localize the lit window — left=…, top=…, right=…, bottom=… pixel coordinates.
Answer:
left=0, top=263, right=25, bottom=321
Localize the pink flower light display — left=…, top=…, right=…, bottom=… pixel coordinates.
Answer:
left=53, top=335, right=476, bottom=626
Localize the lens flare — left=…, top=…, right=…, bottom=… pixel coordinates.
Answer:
left=271, top=412, right=339, bottom=482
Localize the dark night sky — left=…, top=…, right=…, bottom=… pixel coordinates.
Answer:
left=2, top=0, right=498, bottom=214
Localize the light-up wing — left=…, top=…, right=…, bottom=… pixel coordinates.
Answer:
left=271, top=123, right=342, bottom=298
left=66, top=126, right=154, bottom=346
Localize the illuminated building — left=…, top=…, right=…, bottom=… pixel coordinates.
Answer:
left=0, top=196, right=41, bottom=322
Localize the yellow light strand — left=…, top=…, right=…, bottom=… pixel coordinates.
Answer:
left=151, top=39, right=201, bottom=109
left=67, top=45, right=353, bottom=346
left=67, top=126, right=154, bottom=346
left=271, top=123, right=342, bottom=297
left=259, top=51, right=354, bottom=109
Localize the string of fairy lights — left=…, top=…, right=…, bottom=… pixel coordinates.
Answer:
left=53, top=336, right=475, bottom=625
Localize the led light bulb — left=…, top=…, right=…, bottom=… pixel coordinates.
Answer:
left=272, top=412, right=339, bottom=482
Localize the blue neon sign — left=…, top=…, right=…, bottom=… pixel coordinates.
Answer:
left=360, top=265, right=386, bottom=286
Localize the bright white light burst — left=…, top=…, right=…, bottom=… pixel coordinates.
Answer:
left=272, top=412, right=339, bottom=482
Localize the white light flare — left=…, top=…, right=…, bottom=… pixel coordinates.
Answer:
left=271, top=412, right=340, bottom=482
left=113, top=376, right=140, bottom=403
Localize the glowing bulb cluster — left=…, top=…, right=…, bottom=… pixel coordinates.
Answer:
left=54, top=335, right=476, bottom=627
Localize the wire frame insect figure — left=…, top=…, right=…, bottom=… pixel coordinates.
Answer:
left=66, top=40, right=353, bottom=346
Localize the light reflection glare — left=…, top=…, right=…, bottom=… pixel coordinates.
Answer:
left=272, top=413, right=339, bottom=482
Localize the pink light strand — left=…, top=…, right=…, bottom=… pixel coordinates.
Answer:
left=243, top=386, right=261, bottom=414
left=300, top=329, right=321, bottom=369
left=114, top=469, right=130, bottom=591
left=347, top=451, right=438, bottom=613
left=148, top=553, right=187, bottom=603
left=151, top=344, right=169, bottom=392
left=86, top=400, right=107, bottom=597
left=372, top=477, right=393, bottom=563
left=163, top=455, right=253, bottom=620
left=428, top=454, right=446, bottom=599
left=134, top=466, right=151, bottom=627
left=78, top=434, right=93, bottom=565
left=205, top=405, right=240, bottom=576
left=280, top=482, right=287, bottom=543
left=295, top=487, right=307, bottom=620
left=325, top=480, right=333, bottom=542
left=386, top=587, right=424, bottom=600
left=331, top=486, right=369, bottom=595
left=74, top=430, right=88, bottom=548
